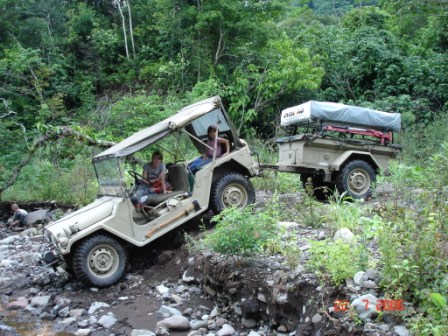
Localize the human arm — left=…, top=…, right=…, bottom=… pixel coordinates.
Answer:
left=158, top=164, right=168, bottom=193
left=218, top=137, right=230, bottom=155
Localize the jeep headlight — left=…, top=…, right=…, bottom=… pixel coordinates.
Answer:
left=56, top=233, right=69, bottom=248
left=57, top=235, right=69, bottom=247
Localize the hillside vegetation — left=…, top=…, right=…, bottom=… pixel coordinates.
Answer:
left=1, top=1, right=447, bottom=334
left=1, top=0, right=448, bottom=202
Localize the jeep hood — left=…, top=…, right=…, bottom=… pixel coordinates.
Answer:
left=45, top=196, right=115, bottom=236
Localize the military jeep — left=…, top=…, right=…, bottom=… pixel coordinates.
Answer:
left=43, top=96, right=260, bottom=287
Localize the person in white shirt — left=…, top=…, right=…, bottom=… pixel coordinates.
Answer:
left=8, top=203, right=28, bottom=230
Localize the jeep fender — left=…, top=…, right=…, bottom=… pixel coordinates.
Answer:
left=329, top=151, right=380, bottom=172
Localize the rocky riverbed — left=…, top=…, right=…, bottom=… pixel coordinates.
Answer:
left=0, top=191, right=413, bottom=336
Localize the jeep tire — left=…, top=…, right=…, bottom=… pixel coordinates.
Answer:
left=210, top=173, right=255, bottom=214
left=72, top=234, right=127, bottom=287
left=336, top=160, right=376, bottom=199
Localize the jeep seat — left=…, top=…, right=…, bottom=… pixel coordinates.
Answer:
left=145, top=163, right=189, bottom=205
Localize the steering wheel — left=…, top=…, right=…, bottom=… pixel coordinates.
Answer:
left=129, top=170, right=147, bottom=185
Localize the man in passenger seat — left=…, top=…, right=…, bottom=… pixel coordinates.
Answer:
left=188, top=124, right=230, bottom=174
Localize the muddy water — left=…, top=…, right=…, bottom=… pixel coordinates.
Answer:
left=0, top=304, right=73, bottom=336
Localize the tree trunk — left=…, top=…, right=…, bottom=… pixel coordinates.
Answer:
left=115, top=0, right=130, bottom=60
left=127, top=0, right=136, bottom=58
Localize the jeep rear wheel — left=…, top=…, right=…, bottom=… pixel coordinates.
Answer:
left=72, top=234, right=127, bottom=287
left=336, top=160, right=376, bottom=199
left=211, top=173, right=255, bottom=214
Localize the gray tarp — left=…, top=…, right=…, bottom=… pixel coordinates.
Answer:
left=281, top=101, right=401, bottom=132
left=93, top=96, right=222, bottom=161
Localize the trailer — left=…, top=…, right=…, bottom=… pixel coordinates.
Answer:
left=270, top=101, right=401, bottom=199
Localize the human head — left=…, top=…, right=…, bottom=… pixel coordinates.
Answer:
left=151, top=150, right=163, bottom=162
left=207, top=124, right=218, bottom=138
left=11, top=203, right=19, bottom=211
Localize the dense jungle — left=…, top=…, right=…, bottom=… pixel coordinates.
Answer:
left=0, top=0, right=447, bottom=335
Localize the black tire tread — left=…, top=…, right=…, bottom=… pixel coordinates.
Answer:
left=210, top=173, right=255, bottom=214
left=72, top=234, right=127, bottom=287
left=336, top=160, right=376, bottom=199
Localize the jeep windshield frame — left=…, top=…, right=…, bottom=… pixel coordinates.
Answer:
left=94, top=157, right=126, bottom=197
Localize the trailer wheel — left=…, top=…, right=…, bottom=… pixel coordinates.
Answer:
left=72, top=234, right=127, bottom=287
left=336, top=160, right=376, bottom=199
left=210, top=173, right=255, bottom=214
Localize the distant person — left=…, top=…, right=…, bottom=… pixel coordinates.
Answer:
left=189, top=125, right=230, bottom=174
left=133, top=151, right=170, bottom=206
left=8, top=203, right=28, bottom=230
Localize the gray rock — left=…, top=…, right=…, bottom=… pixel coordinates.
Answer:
left=317, top=231, right=326, bottom=240
left=58, top=306, right=70, bottom=318
left=216, top=324, right=235, bottom=336
left=364, top=269, right=380, bottom=281
left=215, top=317, right=228, bottom=328
left=276, top=293, right=288, bottom=304
left=60, top=317, right=77, bottom=325
left=88, top=302, right=110, bottom=314
left=25, top=209, right=52, bottom=226
left=98, top=314, right=117, bottom=328
left=311, top=313, right=322, bottom=324
left=351, top=294, right=379, bottom=321
left=77, top=320, right=89, bottom=328
left=363, top=280, right=377, bottom=288
left=248, top=331, right=261, bottom=336
left=7, top=297, right=28, bottom=310
left=190, top=320, right=208, bottom=330
left=75, top=329, right=91, bottom=336
left=156, top=315, right=190, bottom=331
left=70, top=308, right=85, bottom=318
left=334, top=228, right=355, bottom=243
left=242, top=317, right=257, bottom=328
left=156, top=284, right=170, bottom=294
left=131, top=330, right=156, bottom=336
left=393, top=326, right=410, bottom=336
left=30, top=295, right=51, bottom=307
left=187, top=331, right=205, bottom=336
left=158, top=305, right=182, bottom=316
left=353, top=271, right=365, bottom=285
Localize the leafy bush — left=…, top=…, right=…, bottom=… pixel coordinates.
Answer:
left=323, top=193, right=365, bottom=232
left=308, top=239, right=368, bottom=285
left=203, top=202, right=278, bottom=257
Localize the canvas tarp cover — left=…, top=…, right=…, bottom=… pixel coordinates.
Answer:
left=93, top=96, right=222, bottom=161
left=281, top=101, right=401, bottom=132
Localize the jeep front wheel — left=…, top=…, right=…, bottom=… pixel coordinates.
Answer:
left=211, top=173, right=255, bottom=214
left=336, top=160, right=376, bottom=199
left=72, top=234, right=127, bottom=287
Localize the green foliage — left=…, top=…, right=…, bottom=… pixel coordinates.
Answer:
left=295, top=193, right=325, bottom=228
left=2, top=156, right=97, bottom=206
left=203, top=202, right=278, bottom=257
left=308, top=239, right=368, bottom=284
left=410, top=292, right=448, bottom=336
left=93, top=94, right=176, bottom=141
left=252, top=172, right=301, bottom=194
left=324, top=194, right=365, bottom=231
